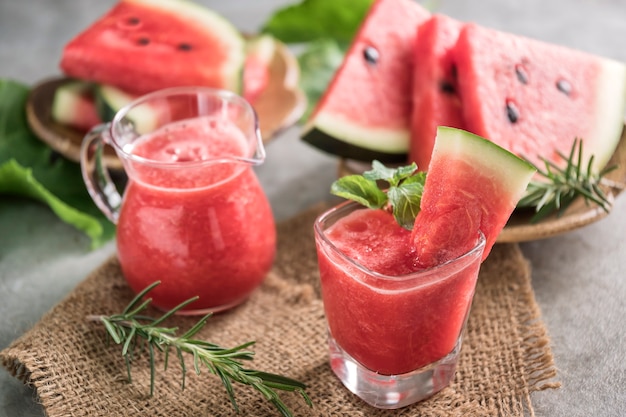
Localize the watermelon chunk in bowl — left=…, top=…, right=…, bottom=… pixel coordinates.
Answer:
left=243, top=34, right=277, bottom=104
left=50, top=80, right=102, bottom=132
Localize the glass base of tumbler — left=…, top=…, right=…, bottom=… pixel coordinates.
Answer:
left=328, top=334, right=462, bottom=409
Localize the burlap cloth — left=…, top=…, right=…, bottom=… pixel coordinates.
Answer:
left=1, top=204, right=560, bottom=416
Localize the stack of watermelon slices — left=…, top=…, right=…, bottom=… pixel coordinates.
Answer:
left=51, top=0, right=275, bottom=132
left=302, top=0, right=626, bottom=175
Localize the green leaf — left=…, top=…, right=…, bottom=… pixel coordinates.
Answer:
left=387, top=174, right=425, bottom=230
left=296, top=38, right=346, bottom=120
left=330, top=175, right=387, bottom=209
left=393, top=163, right=420, bottom=183
left=363, top=160, right=418, bottom=186
left=261, top=0, right=375, bottom=44
left=0, top=79, right=114, bottom=247
left=0, top=160, right=108, bottom=246
left=363, top=160, right=398, bottom=182
left=330, top=161, right=425, bottom=230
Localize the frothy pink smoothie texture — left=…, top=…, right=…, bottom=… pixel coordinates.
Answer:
left=324, top=208, right=417, bottom=275
left=317, top=207, right=481, bottom=374
left=116, top=116, right=276, bottom=312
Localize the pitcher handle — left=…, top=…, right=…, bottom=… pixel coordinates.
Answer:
left=80, top=124, right=123, bottom=224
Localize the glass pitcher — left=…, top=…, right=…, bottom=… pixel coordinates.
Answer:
left=81, top=87, right=276, bottom=314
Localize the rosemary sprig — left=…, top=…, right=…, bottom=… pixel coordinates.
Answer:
left=517, top=138, right=618, bottom=223
left=88, top=282, right=313, bottom=417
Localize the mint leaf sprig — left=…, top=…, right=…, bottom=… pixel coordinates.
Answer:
left=331, top=160, right=425, bottom=230
left=89, top=282, right=313, bottom=417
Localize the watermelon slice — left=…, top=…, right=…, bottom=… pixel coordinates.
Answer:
left=51, top=80, right=102, bottom=131
left=92, top=30, right=279, bottom=127
left=301, top=0, right=430, bottom=163
left=94, top=84, right=163, bottom=134
left=453, top=23, right=626, bottom=173
left=409, top=14, right=465, bottom=171
left=243, top=34, right=276, bottom=104
left=94, top=83, right=138, bottom=123
left=412, top=127, right=536, bottom=268
left=60, top=0, right=246, bottom=95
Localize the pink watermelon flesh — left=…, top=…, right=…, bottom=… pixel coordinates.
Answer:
left=301, top=0, right=430, bottom=162
left=60, top=0, right=245, bottom=95
left=243, top=55, right=270, bottom=104
left=65, top=96, right=101, bottom=132
left=411, top=127, right=535, bottom=269
left=409, top=14, right=466, bottom=171
left=51, top=81, right=102, bottom=132
left=242, top=36, right=275, bottom=104
left=453, top=23, right=626, bottom=173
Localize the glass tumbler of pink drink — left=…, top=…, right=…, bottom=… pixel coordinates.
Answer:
left=80, top=87, right=276, bottom=314
left=314, top=200, right=486, bottom=408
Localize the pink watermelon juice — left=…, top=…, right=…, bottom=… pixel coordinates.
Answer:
left=116, top=115, right=276, bottom=313
left=315, top=201, right=485, bottom=376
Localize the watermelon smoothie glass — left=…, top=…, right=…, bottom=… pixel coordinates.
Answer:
left=314, top=200, right=486, bottom=409
left=81, top=87, right=275, bottom=314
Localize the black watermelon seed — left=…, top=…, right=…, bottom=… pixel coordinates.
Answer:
left=177, top=43, right=193, bottom=51
left=439, top=80, right=456, bottom=95
left=556, top=79, right=572, bottom=96
left=137, top=37, right=150, bottom=46
left=515, top=64, right=528, bottom=84
left=451, top=64, right=458, bottom=80
left=363, top=46, right=379, bottom=65
left=117, top=16, right=142, bottom=30
left=506, top=100, right=520, bottom=123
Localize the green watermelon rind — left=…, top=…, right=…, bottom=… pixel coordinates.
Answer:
left=301, top=112, right=410, bottom=163
left=245, top=34, right=277, bottom=66
left=94, top=84, right=160, bottom=134
left=51, top=80, right=97, bottom=127
left=301, top=126, right=409, bottom=163
left=95, top=84, right=135, bottom=123
left=435, top=126, right=536, bottom=196
left=584, top=58, right=626, bottom=172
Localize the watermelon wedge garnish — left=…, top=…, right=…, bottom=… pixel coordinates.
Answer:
left=411, top=127, right=536, bottom=267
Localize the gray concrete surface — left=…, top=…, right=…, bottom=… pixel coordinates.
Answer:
left=1, top=0, right=625, bottom=416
